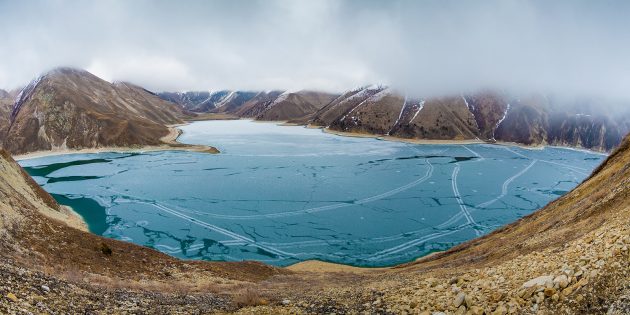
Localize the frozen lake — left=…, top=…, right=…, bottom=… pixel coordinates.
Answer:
left=19, top=120, right=606, bottom=266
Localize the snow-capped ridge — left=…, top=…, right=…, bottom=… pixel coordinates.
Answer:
left=11, top=75, right=44, bottom=122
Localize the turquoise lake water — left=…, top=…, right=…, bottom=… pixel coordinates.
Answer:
left=19, top=120, right=606, bottom=267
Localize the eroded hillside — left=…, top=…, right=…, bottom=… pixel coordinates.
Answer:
left=2, top=68, right=193, bottom=155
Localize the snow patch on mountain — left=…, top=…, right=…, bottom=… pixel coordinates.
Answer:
left=12, top=75, right=44, bottom=122
left=387, top=95, right=407, bottom=135
left=463, top=95, right=480, bottom=134
left=410, top=100, right=426, bottom=123
left=214, top=91, right=236, bottom=108
left=339, top=88, right=390, bottom=122
left=492, top=103, right=511, bottom=140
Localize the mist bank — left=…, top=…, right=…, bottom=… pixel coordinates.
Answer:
left=3, top=1, right=630, bottom=102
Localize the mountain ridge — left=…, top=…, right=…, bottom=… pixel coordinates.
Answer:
left=2, top=67, right=626, bottom=155
left=159, top=85, right=629, bottom=151
left=0, top=68, right=219, bottom=155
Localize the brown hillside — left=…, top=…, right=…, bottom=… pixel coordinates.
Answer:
left=256, top=91, right=338, bottom=121
left=3, top=68, right=190, bottom=155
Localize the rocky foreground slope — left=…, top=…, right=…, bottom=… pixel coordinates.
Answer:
left=0, top=125, right=629, bottom=314
left=1, top=68, right=199, bottom=155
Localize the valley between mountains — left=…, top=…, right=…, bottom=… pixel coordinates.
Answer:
left=0, top=67, right=629, bottom=314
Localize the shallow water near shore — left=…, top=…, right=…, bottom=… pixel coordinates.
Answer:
left=19, top=120, right=605, bottom=267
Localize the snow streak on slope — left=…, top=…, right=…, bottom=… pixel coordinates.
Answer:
left=11, top=75, right=43, bottom=122
left=213, top=91, right=235, bottom=108
left=492, top=103, right=510, bottom=140
left=339, top=88, right=389, bottom=122
left=410, top=100, right=426, bottom=123
left=463, top=95, right=480, bottom=138
left=387, top=95, right=408, bottom=135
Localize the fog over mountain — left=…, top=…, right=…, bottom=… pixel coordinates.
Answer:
left=1, top=0, right=630, bottom=104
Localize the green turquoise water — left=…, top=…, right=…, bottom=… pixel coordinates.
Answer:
left=20, top=120, right=606, bottom=267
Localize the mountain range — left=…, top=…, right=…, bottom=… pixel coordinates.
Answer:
left=0, top=67, right=629, bottom=155
left=160, top=86, right=630, bottom=152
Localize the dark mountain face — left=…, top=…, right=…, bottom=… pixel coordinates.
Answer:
left=255, top=91, right=338, bottom=121
left=311, top=85, right=387, bottom=127
left=233, top=91, right=285, bottom=117
left=490, top=96, right=629, bottom=151
left=306, top=87, right=629, bottom=151
left=209, top=91, right=259, bottom=114
left=463, top=92, right=509, bottom=141
left=3, top=68, right=189, bottom=154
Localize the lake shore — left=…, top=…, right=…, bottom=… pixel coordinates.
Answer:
left=301, top=123, right=610, bottom=154
left=14, top=118, right=609, bottom=275
left=14, top=125, right=219, bottom=161
left=14, top=118, right=606, bottom=161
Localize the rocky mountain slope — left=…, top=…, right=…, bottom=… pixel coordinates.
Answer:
left=2, top=68, right=194, bottom=155
left=253, top=90, right=338, bottom=121
left=158, top=89, right=339, bottom=122
left=309, top=87, right=629, bottom=151
left=1, top=126, right=629, bottom=313
left=158, top=90, right=259, bottom=113
left=161, top=84, right=628, bottom=151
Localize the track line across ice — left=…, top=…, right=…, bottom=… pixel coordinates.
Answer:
left=538, top=159, right=589, bottom=176
left=164, top=159, right=434, bottom=220
left=476, top=159, right=538, bottom=208
left=108, top=189, right=295, bottom=258
left=451, top=164, right=481, bottom=236
left=367, top=224, right=467, bottom=260
left=462, top=145, right=484, bottom=161
left=498, top=146, right=589, bottom=176
left=138, top=199, right=295, bottom=258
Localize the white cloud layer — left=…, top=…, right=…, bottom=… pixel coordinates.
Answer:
left=1, top=0, right=630, bottom=100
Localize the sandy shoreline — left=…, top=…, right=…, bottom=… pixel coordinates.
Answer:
left=286, top=260, right=387, bottom=273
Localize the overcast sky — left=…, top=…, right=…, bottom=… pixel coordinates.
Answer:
left=1, top=0, right=630, bottom=99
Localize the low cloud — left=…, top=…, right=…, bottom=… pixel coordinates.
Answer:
left=1, top=0, right=630, bottom=102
